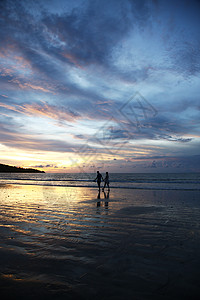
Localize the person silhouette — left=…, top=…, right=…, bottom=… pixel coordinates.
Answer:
left=94, top=171, right=103, bottom=191
left=102, top=172, right=110, bottom=191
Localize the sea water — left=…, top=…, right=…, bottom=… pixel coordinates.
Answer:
left=0, top=172, right=200, bottom=190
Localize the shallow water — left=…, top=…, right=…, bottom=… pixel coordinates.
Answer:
left=0, top=185, right=200, bottom=299
left=0, top=172, right=200, bottom=190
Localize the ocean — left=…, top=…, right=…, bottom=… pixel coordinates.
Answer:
left=0, top=172, right=200, bottom=190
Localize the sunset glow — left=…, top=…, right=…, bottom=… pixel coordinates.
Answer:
left=0, top=0, right=200, bottom=172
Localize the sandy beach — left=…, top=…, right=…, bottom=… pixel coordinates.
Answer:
left=0, top=184, right=200, bottom=299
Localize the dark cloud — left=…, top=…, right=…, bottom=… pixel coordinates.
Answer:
left=41, top=0, right=131, bottom=66
left=33, top=164, right=54, bottom=168
left=172, top=42, right=200, bottom=77
left=129, top=0, right=150, bottom=28
left=0, top=0, right=130, bottom=79
left=1, top=0, right=200, bottom=84
left=125, top=154, right=200, bottom=172
left=89, top=111, right=196, bottom=144
left=144, top=155, right=200, bottom=172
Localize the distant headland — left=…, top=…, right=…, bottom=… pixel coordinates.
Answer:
left=0, top=163, right=45, bottom=173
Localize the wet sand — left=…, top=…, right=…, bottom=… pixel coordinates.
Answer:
left=0, top=184, right=200, bottom=299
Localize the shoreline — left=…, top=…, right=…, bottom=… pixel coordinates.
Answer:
left=1, top=182, right=200, bottom=191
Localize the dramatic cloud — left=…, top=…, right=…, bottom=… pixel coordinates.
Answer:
left=0, top=0, right=200, bottom=172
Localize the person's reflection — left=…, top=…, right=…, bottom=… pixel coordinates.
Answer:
left=104, top=191, right=109, bottom=208
left=104, top=191, right=109, bottom=199
left=97, top=190, right=101, bottom=207
left=96, top=191, right=110, bottom=208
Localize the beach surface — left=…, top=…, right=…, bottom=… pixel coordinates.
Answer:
left=0, top=184, right=200, bottom=299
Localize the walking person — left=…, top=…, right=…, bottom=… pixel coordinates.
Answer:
left=102, top=172, right=110, bottom=191
left=94, top=171, right=103, bottom=191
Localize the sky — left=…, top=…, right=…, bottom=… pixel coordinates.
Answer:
left=0, top=0, right=200, bottom=173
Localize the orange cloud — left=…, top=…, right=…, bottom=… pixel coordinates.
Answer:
left=13, top=55, right=31, bottom=69
left=0, top=101, right=80, bottom=122
left=0, top=67, right=14, bottom=76
left=0, top=48, right=32, bottom=76
left=8, top=78, right=54, bottom=94
left=19, top=82, right=53, bottom=93
left=62, top=52, right=84, bottom=69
